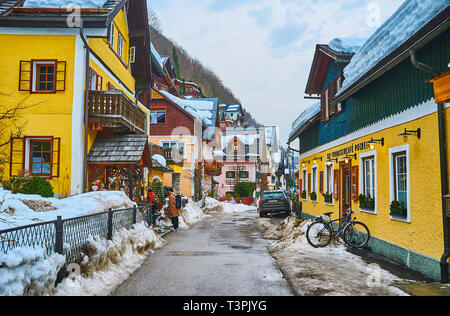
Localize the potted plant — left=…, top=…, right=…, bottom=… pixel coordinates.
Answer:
left=390, top=200, right=407, bottom=217
left=323, top=192, right=333, bottom=204
left=359, top=194, right=375, bottom=210
left=301, top=190, right=307, bottom=200
left=309, top=191, right=317, bottom=202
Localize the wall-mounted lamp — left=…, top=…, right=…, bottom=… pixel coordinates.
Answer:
left=344, top=154, right=357, bottom=161
left=302, top=160, right=310, bottom=166
left=398, top=128, right=421, bottom=139
left=313, top=156, right=323, bottom=162
left=326, top=158, right=338, bottom=164
left=368, top=137, right=385, bottom=147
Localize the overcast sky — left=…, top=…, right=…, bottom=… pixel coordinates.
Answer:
left=148, top=0, right=405, bottom=146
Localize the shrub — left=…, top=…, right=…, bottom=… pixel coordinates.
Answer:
left=233, top=182, right=256, bottom=198
left=20, top=177, right=54, bottom=198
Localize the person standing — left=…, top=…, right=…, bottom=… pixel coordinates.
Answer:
left=165, top=187, right=180, bottom=232
left=148, top=189, right=158, bottom=227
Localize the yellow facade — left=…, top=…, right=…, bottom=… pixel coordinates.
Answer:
left=299, top=110, right=447, bottom=261
left=0, top=8, right=150, bottom=196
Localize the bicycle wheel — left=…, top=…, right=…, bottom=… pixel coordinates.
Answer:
left=343, top=221, right=370, bottom=249
left=306, top=222, right=332, bottom=248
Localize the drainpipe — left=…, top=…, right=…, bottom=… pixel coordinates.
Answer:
left=80, top=22, right=90, bottom=193
left=410, top=49, right=449, bottom=283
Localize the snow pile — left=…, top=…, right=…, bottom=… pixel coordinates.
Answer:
left=258, top=217, right=408, bottom=296
left=289, top=102, right=320, bottom=138
left=340, top=0, right=449, bottom=93
left=152, top=154, right=167, bottom=168
left=203, top=197, right=257, bottom=214
left=55, top=222, right=166, bottom=296
left=328, top=37, right=366, bottom=54
left=24, top=0, right=106, bottom=8
left=180, top=198, right=208, bottom=226
left=0, top=189, right=135, bottom=230
left=0, top=246, right=65, bottom=296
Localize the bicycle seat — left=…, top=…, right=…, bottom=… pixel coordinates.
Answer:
left=323, top=212, right=334, bottom=217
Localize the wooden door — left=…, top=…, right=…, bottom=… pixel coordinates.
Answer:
left=340, top=162, right=352, bottom=219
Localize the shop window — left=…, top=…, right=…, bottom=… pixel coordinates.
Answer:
left=325, top=163, right=334, bottom=196
left=352, top=166, right=359, bottom=201
left=311, top=166, right=318, bottom=201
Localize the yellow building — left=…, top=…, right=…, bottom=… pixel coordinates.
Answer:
left=0, top=0, right=153, bottom=199
left=289, top=6, right=449, bottom=281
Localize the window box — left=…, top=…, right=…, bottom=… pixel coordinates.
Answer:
left=323, top=193, right=333, bottom=204
left=360, top=200, right=375, bottom=211
left=390, top=206, right=407, bottom=218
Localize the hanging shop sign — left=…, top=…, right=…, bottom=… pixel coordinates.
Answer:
left=430, top=71, right=450, bottom=104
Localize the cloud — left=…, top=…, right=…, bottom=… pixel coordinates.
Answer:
left=149, top=0, right=405, bottom=144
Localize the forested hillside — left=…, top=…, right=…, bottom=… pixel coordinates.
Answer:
left=149, top=11, right=262, bottom=127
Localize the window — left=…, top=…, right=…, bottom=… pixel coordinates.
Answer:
left=325, top=89, right=329, bottom=119
left=394, top=153, right=407, bottom=207
left=9, top=137, right=61, bottom=178
left=302, top=168, right=308, bottom=197
left=311, top=166, right=318, bottom=201
left=389, top=145, right=410, bottom=221
left=19, top=60, right=66, bottom=93
left=363, top=157, right=375, bottom=199
left=109, top=23, right=115, bottom=46
left=226, top=171, right=236, bottom=179
left=117, top=33, right=124, bottom=59
left=30, top=140, right=52, bottom=176
left=239, top=171, right=249, bottom=179
left=325, top=163, right=334, bottom=195
left=162, top=141, right=185, bottom=156
left=35, top=64, right=55, bottom=92
left=89, top=69, right=102, bottom=91
left=151, top=110, right=166, bottom=124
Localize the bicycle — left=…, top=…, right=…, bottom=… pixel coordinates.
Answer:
left=306, top=209, right=370, bottom=249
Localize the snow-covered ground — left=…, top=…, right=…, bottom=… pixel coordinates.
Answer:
left=0, top=189, right=135, bottom=230
left=0, top=193, right=253, bottom=296
left=257, top=217, right=409, bottom=296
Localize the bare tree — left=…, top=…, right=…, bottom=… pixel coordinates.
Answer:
left=0, top=94, right=39, bottom=181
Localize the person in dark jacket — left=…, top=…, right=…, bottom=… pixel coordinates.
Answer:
left=165, top=188, right=180, bottom=231
left=148, top=189, right=158, bottom=227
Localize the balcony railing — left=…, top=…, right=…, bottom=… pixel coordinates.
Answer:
left=88, top=90, right=147, bottom=134
left=164, top=148, right=184, bottom=165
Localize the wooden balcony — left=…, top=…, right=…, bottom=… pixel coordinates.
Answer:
left=88, top=90, right=147, bottom=134
left=164, top=148, right=184, bottom=166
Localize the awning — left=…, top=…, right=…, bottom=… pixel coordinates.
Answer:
left=88, top=134, right=151, bottom=168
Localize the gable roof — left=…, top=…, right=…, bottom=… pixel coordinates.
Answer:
left=304, top=44, right=356, bottom=95
left=335, top=0, right=449, bottom=104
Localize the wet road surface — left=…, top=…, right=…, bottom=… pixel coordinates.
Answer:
left=112, top=211, right=293, bottom=296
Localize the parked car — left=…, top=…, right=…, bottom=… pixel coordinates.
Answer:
left=259, top=190, right=291, bottom=218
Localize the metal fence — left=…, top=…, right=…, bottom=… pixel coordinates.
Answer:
left=0, top=204, right=154, bottom=265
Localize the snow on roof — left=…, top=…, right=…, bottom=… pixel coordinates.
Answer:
left=340, top=0, right=449, bottom=93
left=328, top=37, right=366, bottom=54
left=151, top=42, right=165, bottom=71
left=159, top=90, right=214, bottom=126
left=23, top=0, right=107, bottom=8
left=289, top=102, right=321, bottom=138
left=152, top=154, right=167, bottom=168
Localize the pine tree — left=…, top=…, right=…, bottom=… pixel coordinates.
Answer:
left=172, top=47, right=181, bottom=79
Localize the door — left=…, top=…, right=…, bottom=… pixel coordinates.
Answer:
left=340, top=162, right=352, bottom=219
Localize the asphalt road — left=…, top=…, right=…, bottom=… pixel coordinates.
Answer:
left=112, top=210, right=293, bottom=296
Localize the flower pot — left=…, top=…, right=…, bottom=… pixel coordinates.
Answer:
left=390, top=206, right=407, bottom=218
left=360, top=201, right=375, bottom=211
left=324, top=195, right=333, bottom=204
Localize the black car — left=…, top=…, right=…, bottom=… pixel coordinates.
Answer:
left=259, top=190, right=291, bottom=218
